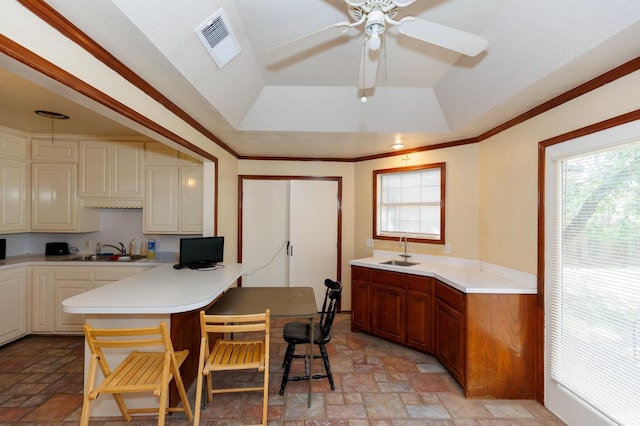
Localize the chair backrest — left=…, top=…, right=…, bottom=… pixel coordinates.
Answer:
left=319, top=280, right=342, bottom=339
left=200, top=310, right=270, bottom=341
left=83, top=322, right=180, bottom=373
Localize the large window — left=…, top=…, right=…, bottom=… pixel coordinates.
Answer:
left=373, top=163, right=445, bottom=243
left=545, top=126, right=640, bottom=425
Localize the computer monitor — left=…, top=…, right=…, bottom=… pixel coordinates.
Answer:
left=178, top=236, right=224, bottom=269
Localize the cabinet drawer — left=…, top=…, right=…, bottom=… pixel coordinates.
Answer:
left=351, top=265, right=370, bottom=281
left=54, top=268, right=93, bottom=280
left=407, top=275, right=432, bottom=292
left=435, top=281, right=465, bottom=312
left=371, top=270, right=404, bottom=288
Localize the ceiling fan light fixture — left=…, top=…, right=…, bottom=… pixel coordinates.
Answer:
left=365, top=9, right=385, bottom=51
left=368, top=31, right=381, bottom=50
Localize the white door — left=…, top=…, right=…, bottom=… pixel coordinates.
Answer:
left=288, top=180, right=338, bottom=309
left=241, top=178, right=339, bottom=310
left=241, top=180, right=290, bottom=287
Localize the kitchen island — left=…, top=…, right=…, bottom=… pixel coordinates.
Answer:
left=62, top=262, right=246, bottom=418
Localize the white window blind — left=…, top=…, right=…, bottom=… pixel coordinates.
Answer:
left=548, top=140, right=640, bottom=425
left=376, top=165, right=443, bottom=240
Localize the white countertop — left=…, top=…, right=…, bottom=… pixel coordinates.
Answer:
left=62, top=263, right=246, bottom=314
left=350, top=252, right=536, bottom=294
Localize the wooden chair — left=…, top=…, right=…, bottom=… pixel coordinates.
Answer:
left=195, top=309, right=270, bottom=426
left=279, top=279, right=342, bottom=394
left=80, top=322, right=193, bottom=426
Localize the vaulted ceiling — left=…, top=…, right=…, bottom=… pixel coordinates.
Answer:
left=2, top=0, right=640, bottom=159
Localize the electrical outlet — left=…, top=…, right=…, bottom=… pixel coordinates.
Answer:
left=444, top=243, right=452, bottom=254
left=366, top=238, right=374, bottom=248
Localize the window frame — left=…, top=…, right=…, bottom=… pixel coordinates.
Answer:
left=373, top=162, right=446, bottom=244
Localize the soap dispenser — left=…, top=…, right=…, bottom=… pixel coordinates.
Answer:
left=129, top=238, right=136, bottom=256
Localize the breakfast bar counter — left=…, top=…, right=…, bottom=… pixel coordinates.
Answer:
left=61, top=263, right=246, bottom=418
left=62, top=263, right=246, bottom=314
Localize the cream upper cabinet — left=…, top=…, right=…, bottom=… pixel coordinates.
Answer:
left=144, top=165, right=180, bottom=233
left=79, top=141, right=109, bottom=197
left=0, top=267, right=28, bottom=345
left=79, top=140, right=144, bottom=198
left=31, top=138, right=78, bottom=162
left=144, top=143, right=203, bottom=234
left=31, top=162, right=99, bottom=232
left=0, top=128, right=29, bottom=233
left=180, top=166, right=204, bottom=233
left=79, top=140, right=144, bottom=207
left=0, top=158, right=28, bottom=232
left=0, top=127, right=28, bottom=160
left=144, top=165, right=203, bottom=234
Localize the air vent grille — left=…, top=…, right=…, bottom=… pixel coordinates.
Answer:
left=195, top=8, right=240, bottom=69
left=200, top=16, right=229, bottom=49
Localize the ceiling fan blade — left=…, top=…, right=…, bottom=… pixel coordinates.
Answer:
left=265, top=21, right=353, bottom=60
left=358, top=41, right=379, bottom=90
left=398, top=17, right=489, bottom=57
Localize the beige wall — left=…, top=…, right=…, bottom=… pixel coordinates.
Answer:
left=479, top=70, right=640, bottom=274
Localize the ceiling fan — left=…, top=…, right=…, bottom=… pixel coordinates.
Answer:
left=268, top=0, right=489, bottom=92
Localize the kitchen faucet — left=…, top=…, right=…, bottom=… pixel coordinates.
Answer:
left=101, top=242, right=127, bottom=255
left=399, top=234, right=411, bottom=260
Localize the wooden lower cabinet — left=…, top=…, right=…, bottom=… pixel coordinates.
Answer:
left=370, top=270, right=406, bottom=344
left=434, top=281, right=466, bottom=386
left=351, top=265, right=536, bottom=399
left=351, top=266, right=370, bottom=332
left=406, top=274, right=432, bottom=352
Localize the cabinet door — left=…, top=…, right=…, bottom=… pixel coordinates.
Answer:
left=0, top=158, right=28, bottom=232
left=79, top=141, right=109, bottom=197
left=31, top=268, right=54, bottom=333
left=0, top=268, right=28, bottom=345
left=31, top=139, right=77, bottom=162
left=54, top=280, right=92, bottom=333
left=435, top=281, right=466, bottom=385
left=406, top=275, right=432, bottom=352
left=31, top=163, right=77, bottom=231
left=111, top=142, right=143, bottom=198
left=351, top=266, right=371, bottom=332
left=144, top=165, right=179, bottom=233
left=179, top=166, right=203, bottom=233
left=370, top=270, right=406, bottom=344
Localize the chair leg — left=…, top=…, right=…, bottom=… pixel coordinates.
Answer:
left=319, top=344, right=335, bottom=390
left=279, top=342, right=295, bottom=395
left=194, top=339, right=207, bottom=426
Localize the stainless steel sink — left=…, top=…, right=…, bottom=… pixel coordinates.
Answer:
left=380, top=259, right=419, bottom=267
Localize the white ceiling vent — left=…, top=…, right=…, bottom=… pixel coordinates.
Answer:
left=195, top=9, right=240, bottom=69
